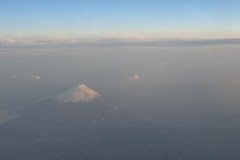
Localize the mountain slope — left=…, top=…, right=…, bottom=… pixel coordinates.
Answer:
left=55, top=84, right=102, bottom=103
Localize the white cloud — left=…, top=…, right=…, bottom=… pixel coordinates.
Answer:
left=9, top=75, right=23, bottom=80
left=0, top=38, right=36, bottom=46
left=129, top=74, right=140, bottom=81
left=31, top=75, right=41, bottom=80
left=9, top=74, right=41, bottom=80
left=1, top=37, right=240, bottom=48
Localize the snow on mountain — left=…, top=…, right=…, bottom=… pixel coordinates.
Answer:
left=55, top=84, right=102, bottom=104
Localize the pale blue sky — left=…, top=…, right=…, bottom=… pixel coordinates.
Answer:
left=0, top=0, right=239, bottom=39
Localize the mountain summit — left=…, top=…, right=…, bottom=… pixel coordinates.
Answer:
left=55, top=84, right=101, bottom=104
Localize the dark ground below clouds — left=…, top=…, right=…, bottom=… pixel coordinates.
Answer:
left=0, top=99, right=240, bottom=160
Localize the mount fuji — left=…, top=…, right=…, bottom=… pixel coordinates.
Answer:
left=0, top=83, right=161, bottom=160
left=55, top=84, right=102, bottom=104
left=33, top=84, right=102, bottom=104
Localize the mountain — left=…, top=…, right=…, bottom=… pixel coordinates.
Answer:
left=55, top=84, right=102, bottom=104
left=0, top=84, right=166, bottom=160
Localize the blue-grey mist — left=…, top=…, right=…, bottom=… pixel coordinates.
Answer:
left=0, top=45, right=240, bottom=159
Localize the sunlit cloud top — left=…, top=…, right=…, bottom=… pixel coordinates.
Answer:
left=129, top=74, right=140, bottom=81
left=0, top=0, right=240, bottom=40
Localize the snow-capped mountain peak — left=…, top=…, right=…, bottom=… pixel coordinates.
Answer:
left=55, top=84, right=101, bottom=104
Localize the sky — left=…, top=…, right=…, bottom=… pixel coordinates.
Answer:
left=0, top=0, right=240, bottom=40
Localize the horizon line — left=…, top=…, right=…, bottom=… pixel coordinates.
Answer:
left=1, top=37, right=240, bottom=49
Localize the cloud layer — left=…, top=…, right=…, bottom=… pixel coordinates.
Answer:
left=1, top=38, right=240, bottom=48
